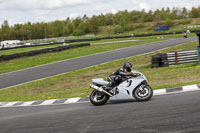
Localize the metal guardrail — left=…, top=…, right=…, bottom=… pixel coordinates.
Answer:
left=167, top=50, right=198, bottom=65
left=151, top=49, right=198, bottom=67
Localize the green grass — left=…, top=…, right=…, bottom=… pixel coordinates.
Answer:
left=0, top=35, right=163, bottom=56
left=0, top=33, right=195, bottom=56
left=0, top=39, right=161, bottom=74
left=68, top=33, right=195, bottom=45
left=0, top=44, right=63, bottom=55
left=0, top=41, right=199, bottom=102
left=97, top=18, right=200, bottom=36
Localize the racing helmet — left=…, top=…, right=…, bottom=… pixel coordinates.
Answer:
left=123, top=62, right=132, bottom=72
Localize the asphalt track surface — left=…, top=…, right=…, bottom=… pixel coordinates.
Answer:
left=0, top=90, right=199, bottom=133
left=0, top=37, right=195, bottom=89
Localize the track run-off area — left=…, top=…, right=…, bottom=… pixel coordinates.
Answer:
left=0, top=37, right=199, bottom=133
left=0, top=37, right=195, bottom=90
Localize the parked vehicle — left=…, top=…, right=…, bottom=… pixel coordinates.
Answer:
left=0, top=40, right=21, bottom=49
left=89, top=70, right=153, bottom=106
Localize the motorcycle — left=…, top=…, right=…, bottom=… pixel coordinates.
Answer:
left=89, top=70, right=153, bottom=106
left=183, top=32, right=187, bottom=38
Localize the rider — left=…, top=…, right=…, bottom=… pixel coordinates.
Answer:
left=105, top=62, right=133, bottom=90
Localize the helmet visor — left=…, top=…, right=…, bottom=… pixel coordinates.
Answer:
left=127, top=67, right=131, bottom=72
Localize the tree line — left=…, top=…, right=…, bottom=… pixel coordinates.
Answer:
left=1, top=7, right=200, bottom=41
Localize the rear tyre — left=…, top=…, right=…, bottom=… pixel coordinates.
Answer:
left=90, top=90, right=109, bottom=106
left=133, top=85, right=153, bottom=101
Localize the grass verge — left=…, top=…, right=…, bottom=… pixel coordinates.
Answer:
left=0, top=41, right=199, bottom=102
left=67, top=33, right=195, bottom=45
left=0, top=44, right=63, bottom=56
left=0, top=39, right=161, bottom=74
left=0, top=33, right=195, bottom=56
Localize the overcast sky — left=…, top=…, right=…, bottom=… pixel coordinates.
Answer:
left=0, top=0, right=199, bottom=26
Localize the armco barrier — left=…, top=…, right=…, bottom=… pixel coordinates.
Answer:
left=65, top=30, right=199, bottom=43
left=1, top=30, right=199, bottom=51
left=0, top=43, right=90, bottom=61
left=167, top=50, right=198, bottom=65
left=0, top=41, right=64, bottom=51
left=151, top=49, right=198, bottom=67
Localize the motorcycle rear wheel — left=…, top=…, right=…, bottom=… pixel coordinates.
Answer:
left=90, top=90, right=109, bottom=106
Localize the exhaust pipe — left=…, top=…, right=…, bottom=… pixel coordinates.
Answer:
left=90, top=84, right=113, bottom=97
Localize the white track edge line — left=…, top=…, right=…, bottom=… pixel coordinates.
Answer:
left=0, top=39, right=176, bottom=76
left=0, top=86, right=200, bottom=108
left=0, top=39, right=195, bottom=91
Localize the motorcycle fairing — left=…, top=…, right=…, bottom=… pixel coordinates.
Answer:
left=110, top=77, right=146, bottom=101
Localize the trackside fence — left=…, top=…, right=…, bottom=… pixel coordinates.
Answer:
left=151, top=50, right=198, bottom=67
left=167, top=50, right=198, bottom=65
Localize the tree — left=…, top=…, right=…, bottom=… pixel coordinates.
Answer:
left=1, top=20, right=10, bottom=40
left=82, top=14, right=89, bottom=22
left=171, top=7, right=178, bottom=19
left=98, top=14, right=106, bottom=26
left=129, top=10, right=141, bottom=23
left=66, top=23, right=74, bottom=35
left=140, top=11, right=153, bottom=22
left=72, top=29, right=84, bottom=36
left=113, top=25, right=123, bottom=34
left=182, top=7, right=188, bottom=18
left=165, top=18, right=173, bottom=27
left=190, top=7, right=199, bottom=18
left=89, top=16, right=99, bottom=35
left=1, top=20, right=9, bottom=30
left=63, top=26, right=71, bottom=35
left=0, top=6, right=200, bottom=40
left=51, top=20, right=65, bottom=37
left=153, top=15, right=162, bottom=26
left=72, top=17, right=82, bottom=29
left=79, top=22, right=90, bottom=34
left=104, top=13, right=114, bottom=25
left=118, top=10, right=129, bottom=30
left=165, top=7, right=171, bottom=19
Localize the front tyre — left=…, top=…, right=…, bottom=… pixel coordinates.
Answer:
left=133, top=85, right=153, bottom=101
left=90, top=90, right=109, bottom=106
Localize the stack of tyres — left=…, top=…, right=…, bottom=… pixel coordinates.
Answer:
left=0, top=43, right=90, bottom=62
left=151, top=53, right=169, bottom=67
left=151, top=54, right=161, bottom=67
left=160, top=53, right=169, bottom=67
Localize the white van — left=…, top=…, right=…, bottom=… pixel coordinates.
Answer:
left=0, top=40, right=22, bottom=49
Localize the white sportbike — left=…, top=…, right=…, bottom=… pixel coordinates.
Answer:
left=89, top=70, right=153, bottom=106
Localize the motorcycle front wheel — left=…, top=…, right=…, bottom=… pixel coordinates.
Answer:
left=133, top=85, right=153, bottom=101
left=90, top=90, right=109, bottom=106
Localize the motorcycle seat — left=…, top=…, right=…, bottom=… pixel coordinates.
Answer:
left=92, top=78, right=109, bottom=86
